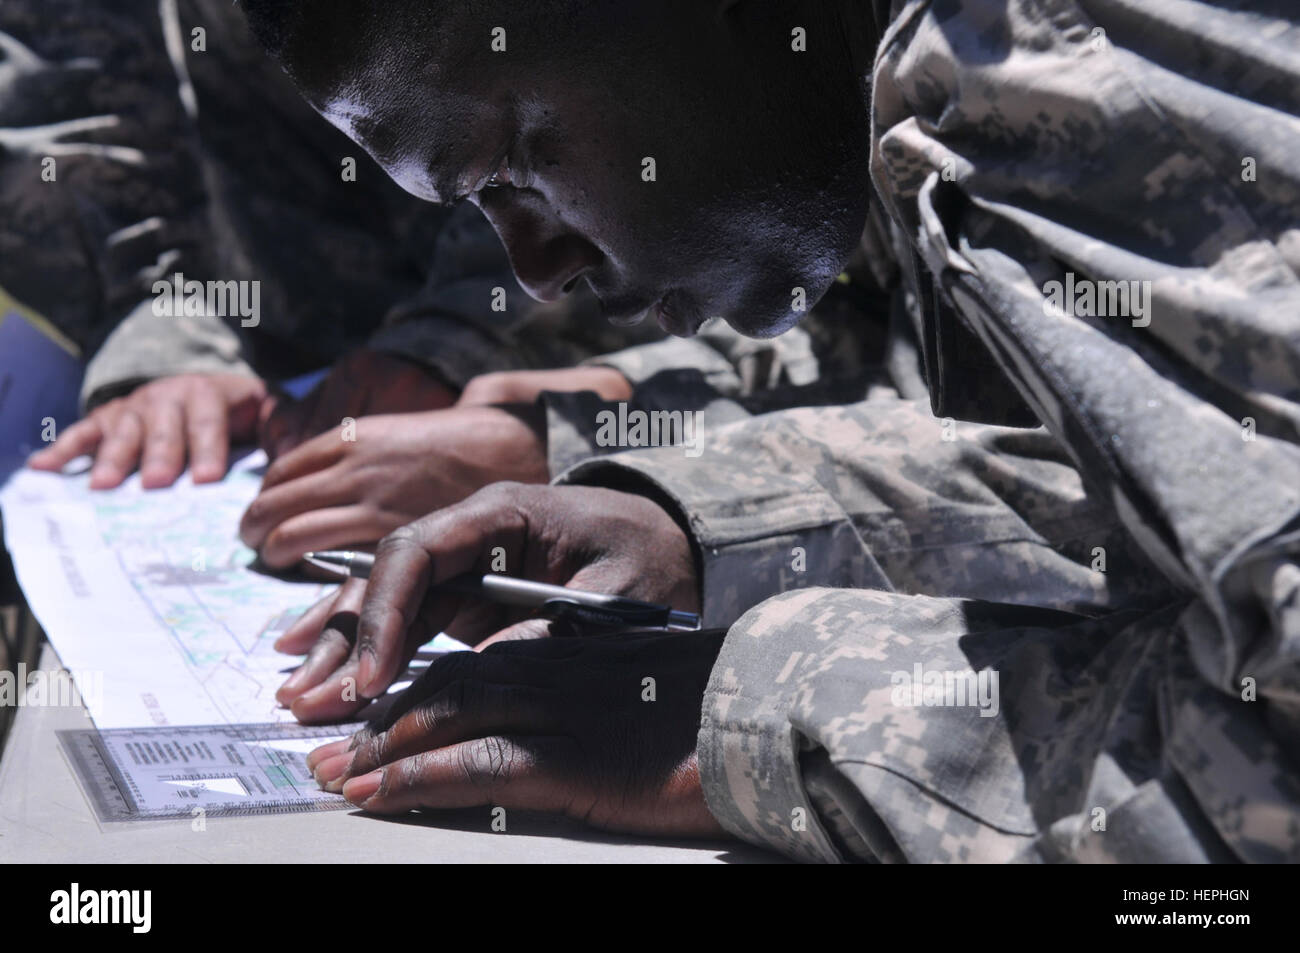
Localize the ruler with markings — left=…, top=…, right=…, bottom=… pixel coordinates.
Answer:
left=59, top=722, right=362, bottom=822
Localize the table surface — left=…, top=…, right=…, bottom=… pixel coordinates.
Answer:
left=0, top=644, right=777, bottom=863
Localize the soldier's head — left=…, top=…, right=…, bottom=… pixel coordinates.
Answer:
left=241, top=0, right=874, bottom=338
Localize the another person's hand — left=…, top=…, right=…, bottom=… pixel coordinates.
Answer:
left=260, top=349, right=456, bottom=459
left=239, top=405, right=549, bottom=569
left=456, top=365, right=632, bottom=407
left=307, top=629, right=727, bottom=837
left=27, top=373, right=270, bottom=489
left=273, top=482, right=699, bottom=723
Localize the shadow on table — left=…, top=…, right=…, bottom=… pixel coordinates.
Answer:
left=348, top=807, right=783, bottom=863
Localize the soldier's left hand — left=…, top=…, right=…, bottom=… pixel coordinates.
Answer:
left=260, top=349, right=456, bottom=458
left=307, top=628, right=728, bottom=837
left=240, top=405, right=548, bottom=570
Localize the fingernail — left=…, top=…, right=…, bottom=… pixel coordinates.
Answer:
left=357, top=657, right=377, bottom=698
left=342, top=770, right=382, bottom=805
left=305, top=739, right=349, bottom=773
left=312, top=752, right=355, bottom=791
left=276, top=672, right=307, bottom=704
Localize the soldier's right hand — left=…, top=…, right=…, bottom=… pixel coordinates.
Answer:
left=27, top=373, right=272, bottom=490
left=273, top=482, right=701, bottom=723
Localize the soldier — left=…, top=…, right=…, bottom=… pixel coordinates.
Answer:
left=238, top=285, right=889, bottom=567
left=6, top=0, right=666, bottom=487
left=240, top=0, right=1300, bottom=862
left=6, top=2, right=851, bottom=566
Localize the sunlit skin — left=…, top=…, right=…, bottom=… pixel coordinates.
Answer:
left=239, top=365, right=632, bottom=567
left=25, top=349, right=455, bottom=489
left=241, top=0, right=881, bottom=835
left=261, top=0, right=878, bottom=338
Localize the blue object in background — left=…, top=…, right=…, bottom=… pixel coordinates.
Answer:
left=0, top=296, right=84, bottom=461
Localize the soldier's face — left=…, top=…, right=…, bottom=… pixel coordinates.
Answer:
left=293, top=3, right=871, bottom=338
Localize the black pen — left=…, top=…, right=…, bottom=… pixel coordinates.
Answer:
left=303, top=550, right=701, bottom=631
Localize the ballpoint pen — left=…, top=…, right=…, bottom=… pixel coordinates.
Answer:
left=303, top=550, right=701, bottom=630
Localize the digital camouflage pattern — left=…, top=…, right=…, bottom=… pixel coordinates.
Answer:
left=0, top=0, right=670, bottom=409
left=1, top=0, right=883, bottom=422
left=542, top=227, right=906, bottom=474
left=565, top=0, right=1300, bottom=862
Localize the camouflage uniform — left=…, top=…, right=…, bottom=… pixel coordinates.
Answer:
left=542, top=221, right=904, bottom=473
left=560, top=0, right=1300, bottom=862
left=0, top=0, right=670, bottom=410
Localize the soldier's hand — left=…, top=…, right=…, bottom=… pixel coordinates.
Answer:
left=260, top=349, right=456, bottom=459
left=456, top=365, right=632, bottom=407
left=27, top=373, right=270, bottom=489
left=274, top=482, right=700, bottom=723
left=239, top=405, right=549, bottom=570
left=307, top=629, right=727, bottom=837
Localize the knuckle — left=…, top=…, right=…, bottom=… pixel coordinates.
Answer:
left=457, top=736, right=515, bottom=792
left=376, top=523, right=419, bottom=553
left=356, top=732, right=386, bottom=769
left=468, top=481, right=535, bottom=521
left=392, top=752, right=429, bottom=792
left=475, top=481, right=519, bottom=505
left=412, top=701, right=442, bottom=737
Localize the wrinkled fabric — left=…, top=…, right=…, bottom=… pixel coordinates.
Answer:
left=569, top=0, right=1300, bottom=862
left=0, top=0, right=665, bottom=409
left=543, top=238, right=900, bottom=474
left=865, top=0, right=1300, bottom=860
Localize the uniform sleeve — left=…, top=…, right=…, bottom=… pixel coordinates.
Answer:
left=556, top=404, right=890, bottom=625
left=556, top=391, right=1142, bottom=626
left=695, top=587, right=1250, bottom=864
left=583, top=322, right=820, bottom=397
left=694, top=587, right=1037, bottom=864
left=79, top=300, right=256, bottom=409
left=0, top=4, right=213, bottom=372
left=864, top=0, right=1300, bottom=861
left=363, top=204, right=536, bottom=389
left=868, top=0, right=1300, bottom=703
left=539, top=302, right=899, bottom=475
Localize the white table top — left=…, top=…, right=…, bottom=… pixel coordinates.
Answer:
left=0, top=644, right=777, bottom=864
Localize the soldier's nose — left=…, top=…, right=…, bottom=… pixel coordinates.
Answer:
left=509, top=233, right=603, bottom=303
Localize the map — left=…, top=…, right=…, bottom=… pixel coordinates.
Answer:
left=1, top=450, right=459, bottom=729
